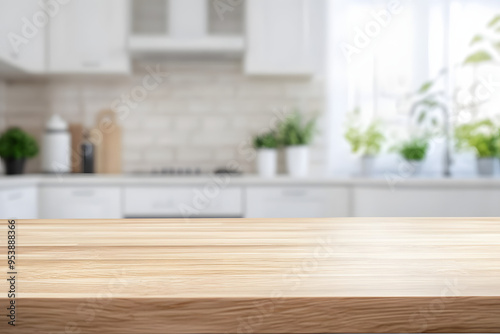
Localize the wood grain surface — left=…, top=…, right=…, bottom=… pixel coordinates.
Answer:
left=1, top=217, right=500, bottom=333
left=68, top=123, right=83, bottom=173
left=94, top=109, right=122, bottom=174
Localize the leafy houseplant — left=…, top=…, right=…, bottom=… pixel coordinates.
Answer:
left=455, top=119, right=499, bottom=176
left=0, top=127, right=39, bottom=175
left=394, top=137, right=429, bottom=175
left=397, top=137, right=429, bottom=161
left=253, top=131, right=279, bottom=149
left=344, top=111, right=385, bottom=176
left=404, top=14, right=500, bottom=177
left=253, top=131, right=279, bottom=177
left=464, top=14, right=500, bottom=65
left=279, top=112, right=316, bottom=147
left=344, top=121, right=385, bottom=156
left=278, top=111, right=317, bottom=177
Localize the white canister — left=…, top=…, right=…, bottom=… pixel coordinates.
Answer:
left=256, top=149, right=277, bottom=177
left=42, top=115, right=71, bottom=173
left=477, top=157, right=495, bottom=176
left=360, top=155, right=375, bottom=176
left=285, top=145, right=309, bottom=177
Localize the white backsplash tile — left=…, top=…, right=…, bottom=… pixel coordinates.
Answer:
left=1, top=59, right=325, bottom=173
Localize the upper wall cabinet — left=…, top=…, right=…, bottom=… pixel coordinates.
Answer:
left=245, top=0, right=324, bottom=75
left=130, top=0, right=244, bottom=55
left=48, top=0, right=130, bottom=74
left=0, top=0, right=45, bottom=75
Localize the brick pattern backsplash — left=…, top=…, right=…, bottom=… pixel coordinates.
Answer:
left=0, top=59, right=326, bottom=174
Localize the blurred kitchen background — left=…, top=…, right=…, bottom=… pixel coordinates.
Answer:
left=1, top=0, right=500, bottom=219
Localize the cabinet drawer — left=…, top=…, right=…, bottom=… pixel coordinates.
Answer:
left=353, top=187, right=500, bottom=217
left=39, top=186, right=122, bottom=219
left=0, top=187, right=38, bottom=219
left=245, top=186, right=350, bottom=218
left=124, top=186, right=243, bottom=218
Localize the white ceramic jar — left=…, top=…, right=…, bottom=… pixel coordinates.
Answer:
left=42, top=115, right=71, bottom=174
left=256, top=148, right=277, bottom=177
left=285, top=145, right=309, bottom=177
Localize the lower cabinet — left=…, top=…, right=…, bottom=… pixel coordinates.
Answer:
left=353, top=187, right=500, bottom=217
left=0, top=186, right=38, bottom=219
left=123, top=186, right=243, bottom=218
left=245, top=186, right=350, bottom=218
left=6, top=181, right=500, bottom=219
left=39, top=186, right=122, bottom=219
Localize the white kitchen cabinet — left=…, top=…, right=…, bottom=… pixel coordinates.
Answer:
left=169, top=0, right=206, bottom=39
left=353, top=187, right=500, bottom=217
left=0, top=0, right=45, bottom=74
left=48, top=0, right=130, bottom=74
left=0, top=187, right=38, bottom=219
left=245, top=186, right=350, bottom=218
left=124, top=186, right=243, bottom=218
left=245, top=0, right=318, bottom=75
left=39, top=186, right=122, bottom=219
left=130, top=0, right=244, bottom=55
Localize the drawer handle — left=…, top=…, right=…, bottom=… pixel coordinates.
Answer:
left=152, top=200, right=175, bottom=209
left=72, top=190, right=95, bottom=197
left=8, top=192, right=23, bottom=201
left=81, top=61, right=101, bottom=68
left=281, top=189, right=307, bottom=197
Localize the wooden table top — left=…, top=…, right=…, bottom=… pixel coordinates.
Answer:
left=1, top=217, right=500, bottom=333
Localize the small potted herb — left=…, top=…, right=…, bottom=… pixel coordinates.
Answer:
left=0, top=127, right=39, bottom=175
left=455, top=120, right=498, bottom=176
left=395, top=137, right=429, bottom=175
left=278, top=111, right=316, bottom=177
left=344, top=111, right=385, bottom=176
left=253, top=130, right=279, bottom=177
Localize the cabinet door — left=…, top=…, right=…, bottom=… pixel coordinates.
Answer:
left=245, top=186, right=350, bottom=218
left=0, top=187, right=38, bottom=219
left=39, top=186, right=122, bottom=219
left=245, top=0, right=314, bottom=75
left=0, top=0, right=45, bottom=73
left=169, top=0, right=206, bottom=39
left=353, top=187, right=500, bottom=217
left=48, top=0, right=130, bottom=74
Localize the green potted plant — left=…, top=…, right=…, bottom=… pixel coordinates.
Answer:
left=394, top=137, right=429, bottom=175
left=344, top=110, right=385, bottom=176
left=0, top=127, right=39, bottom=175
left=463, top=14, right=500, bottom=66
left=278, top=111, right=316, bottom=177
left=455, top=119, right=498, bottom=176
left=253, top=130, right=279, bottom=177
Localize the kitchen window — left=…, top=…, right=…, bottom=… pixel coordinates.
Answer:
left=327, top=0, right=500, bottom=176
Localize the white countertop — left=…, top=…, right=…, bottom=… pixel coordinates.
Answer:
left=1, top=173, right=500, bottom=188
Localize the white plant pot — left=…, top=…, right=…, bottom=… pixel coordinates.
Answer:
left=360, top=155, right=375, bottom=176
left=256, top=149, right=277, bottom=177
left=285, top=146, right=309, bottom=177
left=477, top=157, right=495, bottom=176
left=406, top=160, right=423, bottom=176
